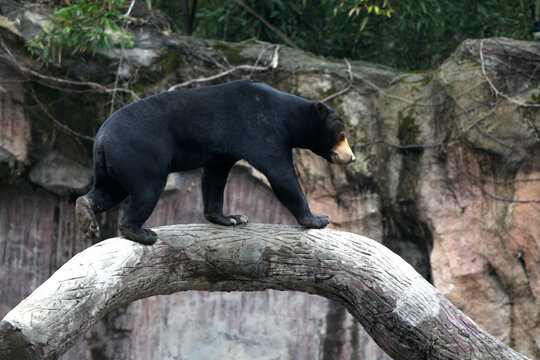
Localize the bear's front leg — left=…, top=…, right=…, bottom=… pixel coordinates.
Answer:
left=252, top=153, right=330, bottom=229
left=202, top=162, right=249, bottom=226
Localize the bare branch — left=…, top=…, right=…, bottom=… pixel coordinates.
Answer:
left=167, top=46, right=280, bottom=91
left=232, top=0, right=297, bottom=48
left=461, top=107, right=498, bottom=135
left=354, top=72, right=445, bottom=107
left=0, top=35, right=139, bottom=99
left=474, top=182, right=540, bottom=204
left=28, top=85, right=94, bottom=142
left=479, top=40, right=540, bottom=108
left=320, top=59, right=353, bottom=103
left=469, top=174, right=540, bottom=185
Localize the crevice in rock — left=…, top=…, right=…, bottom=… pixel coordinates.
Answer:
left=485, top=261, right=517, bottom=350
left=517, top=254, right=529, bottom=281
left=381, top=209, right=433, bottom=283
left=485, top=261, right=505, bottom=294
left=380, top=131, right=434, bottom=282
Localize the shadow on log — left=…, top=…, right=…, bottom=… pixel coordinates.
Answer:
left=0, top=224, right=531, bottom=360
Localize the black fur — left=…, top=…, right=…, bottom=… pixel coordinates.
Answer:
left=76, top=80, right=353, bottom=244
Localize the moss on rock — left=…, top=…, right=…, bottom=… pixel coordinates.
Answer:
left=213, top=41, right=242, bottom=64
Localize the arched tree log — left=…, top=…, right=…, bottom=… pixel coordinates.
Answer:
left=0, top=224, right=530, bottom=360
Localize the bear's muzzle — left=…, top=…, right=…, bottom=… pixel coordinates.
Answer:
left=330, top=137, right=356, bottom=165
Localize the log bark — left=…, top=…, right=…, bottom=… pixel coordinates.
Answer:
left=0, top=224, right=531, bottom=360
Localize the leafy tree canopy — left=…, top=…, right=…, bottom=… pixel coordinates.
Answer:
left=156, top=0, right=535, bottom=70
left=28, top=0, right=535, bottom=70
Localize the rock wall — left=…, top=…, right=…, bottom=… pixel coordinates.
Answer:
left=0, top=1, right=538, bottom=358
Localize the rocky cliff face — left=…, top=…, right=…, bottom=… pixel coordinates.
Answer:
left=0, top=2, right=538, bottom=359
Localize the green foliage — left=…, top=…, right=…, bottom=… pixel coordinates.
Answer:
left=155, top=0, right=534, bottom=70
left=363, top=0, right=534, bottom=69
left=27, top=0, right=134, bottom=65
left=337, top=0, right=392, bottom=27
left=29, top=0, right=535, bottom=70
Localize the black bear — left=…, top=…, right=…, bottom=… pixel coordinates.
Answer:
left=76, top=80, right=355, bottom=245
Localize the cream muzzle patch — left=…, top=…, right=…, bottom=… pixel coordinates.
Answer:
left=330, top=135, right=356, bottom=165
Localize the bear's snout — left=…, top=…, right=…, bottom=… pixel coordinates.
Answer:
left=332, top=152, right=356, bottom=165
left=330, top=136, right=355, bottom=165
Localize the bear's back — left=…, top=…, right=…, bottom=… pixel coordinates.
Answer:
left=95, top=80, right=313, bottom=155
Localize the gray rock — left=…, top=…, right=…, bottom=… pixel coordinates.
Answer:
left=28, top=151, right=92, bottom=195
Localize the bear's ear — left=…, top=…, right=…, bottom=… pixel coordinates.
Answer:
left=314, top=102, right=328, bottom=118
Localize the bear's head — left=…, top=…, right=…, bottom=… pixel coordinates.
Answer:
left=310, top=102, right=356, bottom=165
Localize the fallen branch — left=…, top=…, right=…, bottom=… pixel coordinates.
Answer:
left=0, top=224, right=530, bottom=360
left=167, top=45, right=280, bottom=91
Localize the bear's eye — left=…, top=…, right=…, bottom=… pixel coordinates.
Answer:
left=338, top=133, right=345, bottom=142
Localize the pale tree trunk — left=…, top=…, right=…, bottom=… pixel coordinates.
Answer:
left=0, top=224, right=530, bottom=360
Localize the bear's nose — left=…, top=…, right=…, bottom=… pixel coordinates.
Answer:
left=343, top=153, right=355, bottom=164
left=331, top=152, right=356, bottom=165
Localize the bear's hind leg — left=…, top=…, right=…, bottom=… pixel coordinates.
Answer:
left=202, top=162, right=248, bottom=226
left=76, top=183, right=128, bottom=240
left=119, top=179, right=166, bottom=245
left=76, top=196, right=99, bottom=240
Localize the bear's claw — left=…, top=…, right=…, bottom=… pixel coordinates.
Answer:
left=119, top=225, right=158, bottom=245
left=75, top=196, right=100, bottom=240
left=205, top=213, right=249, bottom=226
left=299, top=214, right=330, bottom=229
left=229, top=214, right=249, bottom=225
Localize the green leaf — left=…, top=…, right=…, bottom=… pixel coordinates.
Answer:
left=359, top=16, right=369, bottom=31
